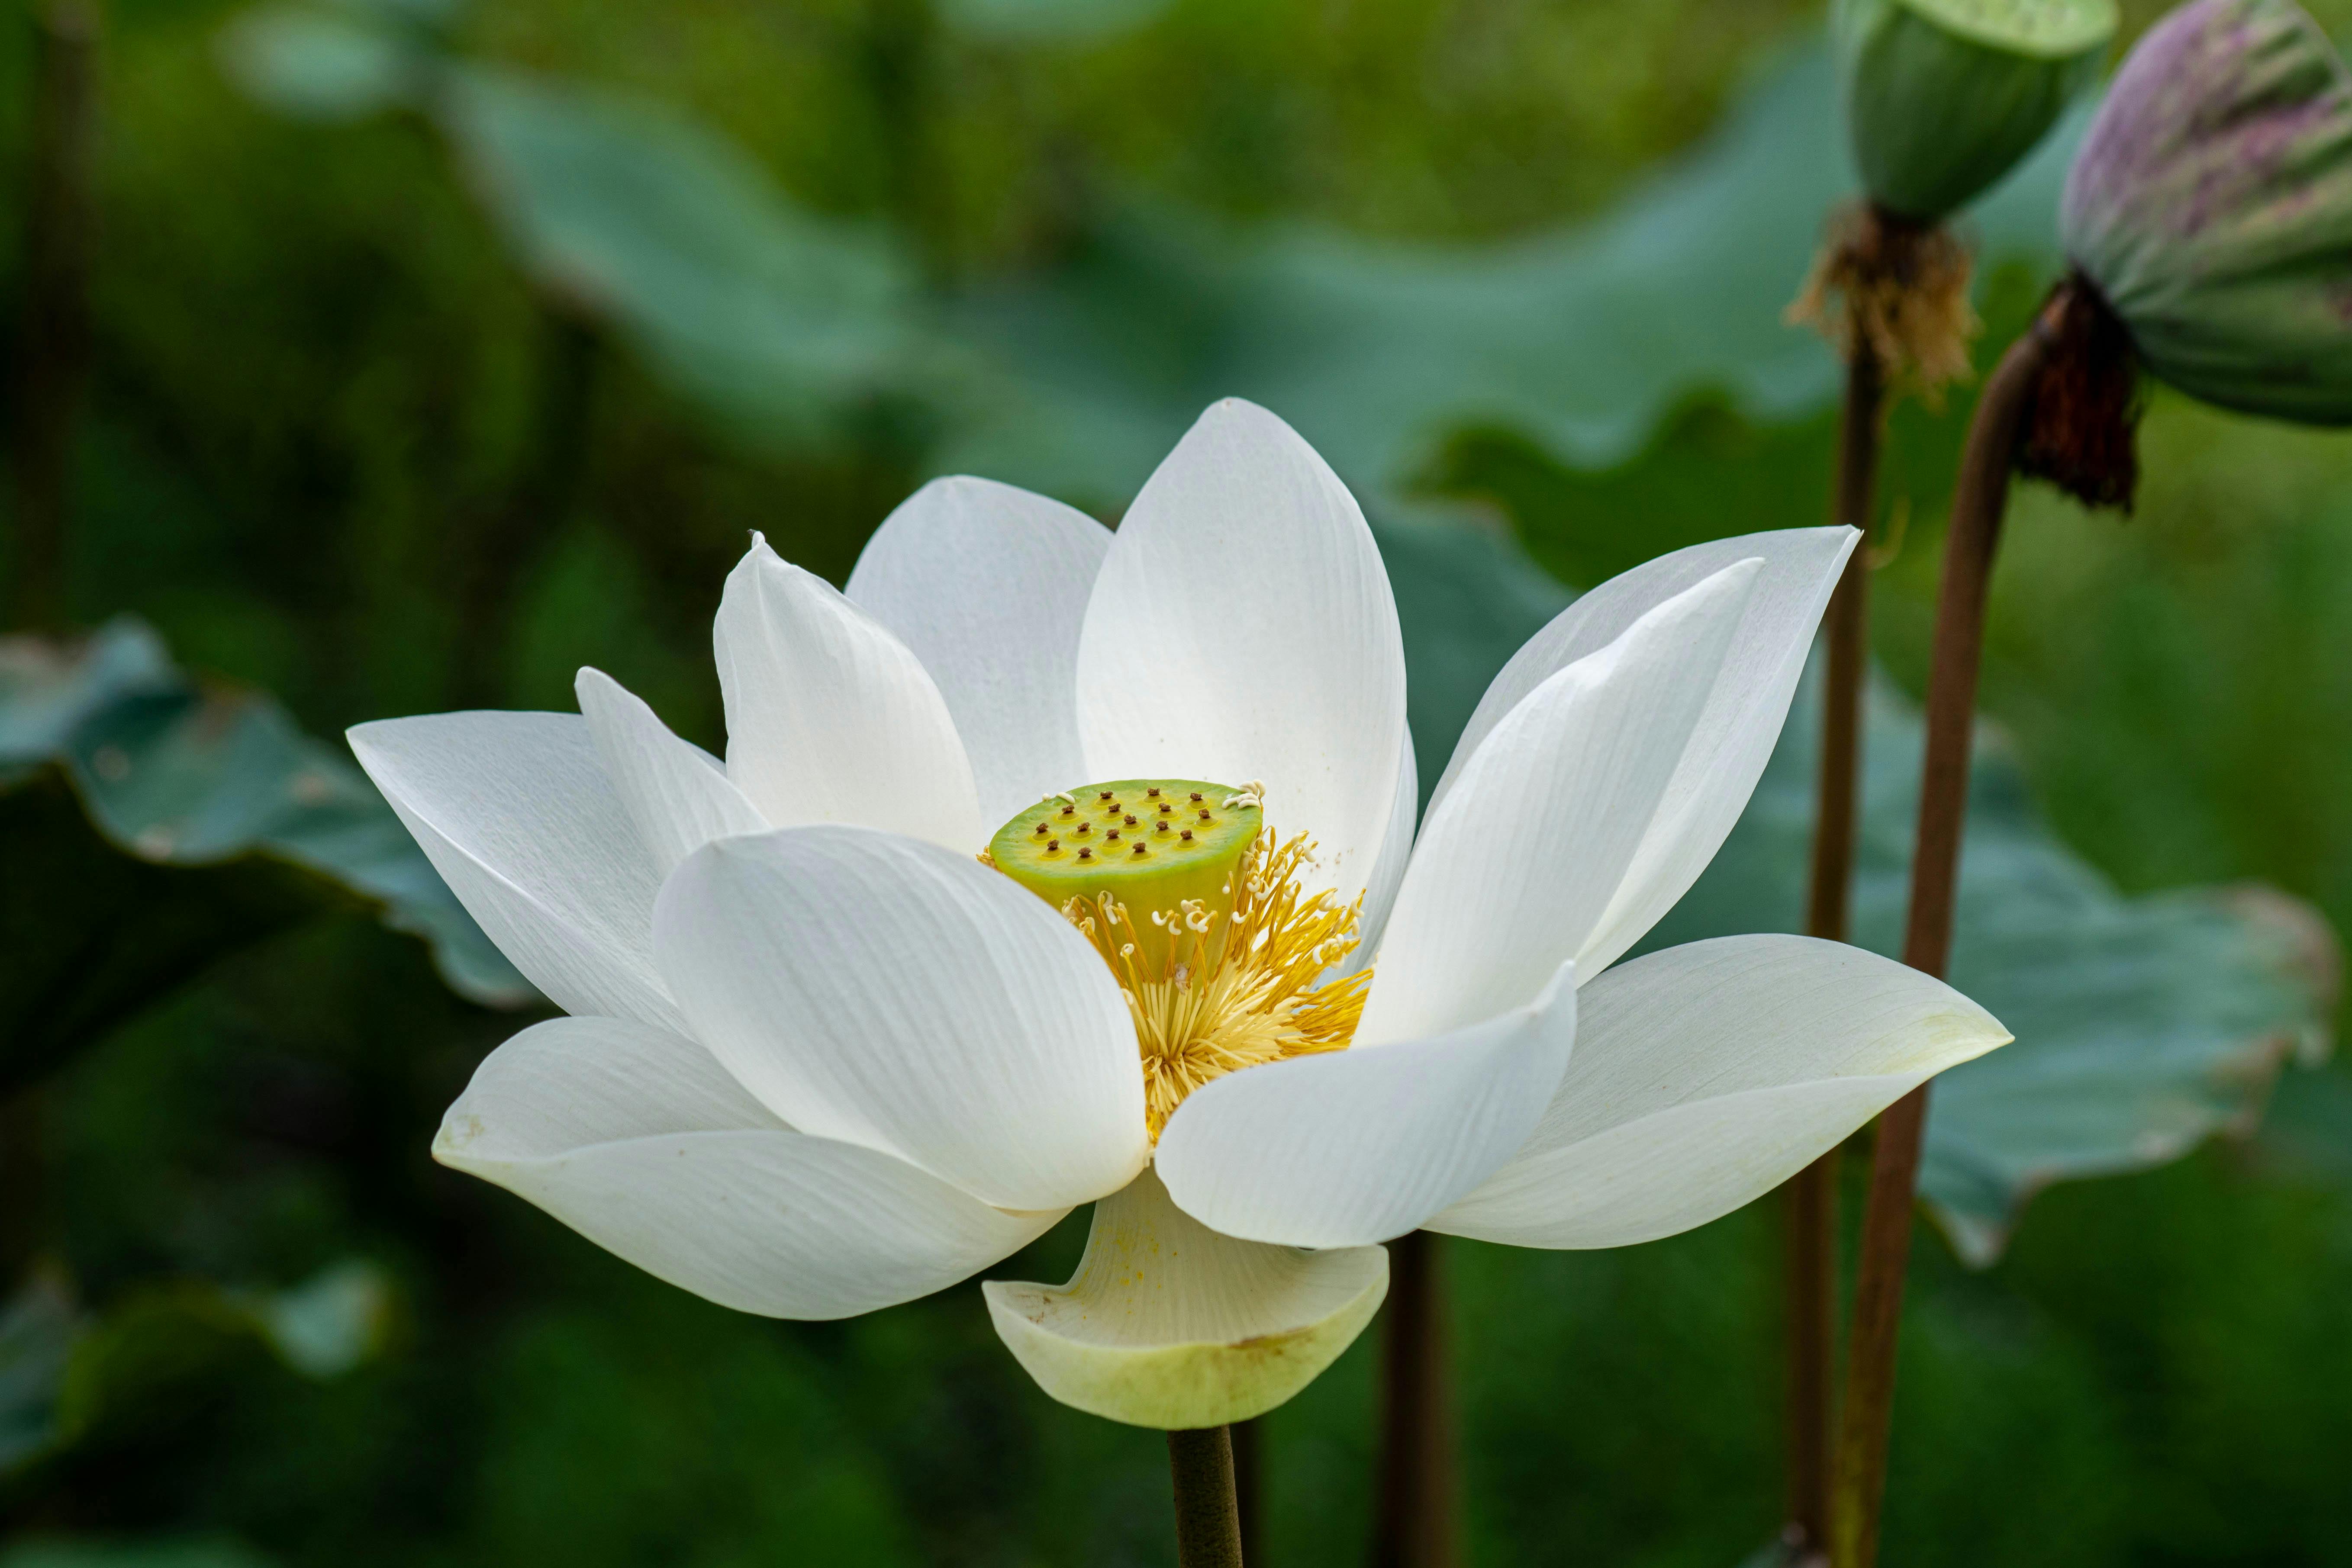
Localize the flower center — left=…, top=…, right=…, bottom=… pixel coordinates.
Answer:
left=987, top=778, right=1372, bottom=1138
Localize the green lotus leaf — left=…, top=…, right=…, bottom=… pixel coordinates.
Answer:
left=2062, top=0, right=2352, bottom=423
left=1835, top=0, right=2113, bottom=221
left=430, top=65, right=922, bottom=448
left=0, top=621, right=532, bottom=1092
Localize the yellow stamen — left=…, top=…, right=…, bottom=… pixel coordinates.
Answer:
left=1060, top=827, right=1371, bottom=1139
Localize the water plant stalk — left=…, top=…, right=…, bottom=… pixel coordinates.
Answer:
left=1169, top=1426, right=1247, bottom=1568
left=1373, top=1230, right=1456, bottom=1568
left=1832, top=285, right=2073, bottom=1568
left=1785, top=340, right=1885, bottom=1559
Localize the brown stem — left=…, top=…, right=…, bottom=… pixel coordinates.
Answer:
left=1230, top=1415, right=1264, bottom=1565
left=1371, top=1230, right=1456, bottom=1568
left=1168, top=1426, right=1246, bottom=1568
left=1789, top=341, right=1887, bottom=1548
left=9, top=0, right=100, bottom=633
left=1784, top=341, right=1882, bottom=1560
left=1811, top=344, right=1883, bottom=947
left=1831, top=287, right=2072, bottom=1568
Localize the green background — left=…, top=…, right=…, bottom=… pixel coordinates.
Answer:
left=6, top=0, right=2352, bottom=1563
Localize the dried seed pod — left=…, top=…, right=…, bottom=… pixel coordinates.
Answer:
left=2061, top=0, right=2352, bottom=423
left=1836, top=0, right=2115, bottom=221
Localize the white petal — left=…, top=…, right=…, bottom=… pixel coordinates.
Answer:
left=1360, top=562, right=1758, bottom=1044
left=348, top=712, right=679, bottom=1030
left=1431, top=935, right=2009, bottom=1249
left=1430, top=526, right=1855, bottom=975
left=653, top=825, right=1149, bottom=1210
left=437, top=1015, right=1059, bottom=1319
left=576, top=667, right=768, bottom=876
left=1153, top=961, right=1576, bottom=1247
left=983, top=1166, right=1387, bottom=1429
left=1076, top=400, right=1406, bottom=904
left=439, top=1013, right=786, bottom=1147
left=847, top=477, right=1111, bottom=827
left=1339, top=724, right=1418, bottom=977
left=713, top=534, right=985, bottom=852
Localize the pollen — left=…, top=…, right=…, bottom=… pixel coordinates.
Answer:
left=986, top=776, right=1366, bottom=1138
left=1060, top=827, right=1369, bottom=1140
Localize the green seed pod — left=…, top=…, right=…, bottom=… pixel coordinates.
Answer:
left=1836, top=0, right=2117, bottom=221
left=2060, top=0, right=2352, bottom=424
left=989, top=779, right=1262, bottom=933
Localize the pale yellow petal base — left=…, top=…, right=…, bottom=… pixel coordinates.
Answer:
left=983, top=1166, right=1388, bottom=1430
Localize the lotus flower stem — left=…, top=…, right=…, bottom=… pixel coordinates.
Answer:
left=1786, top=291, right=1885, bottom=1568
left=1810, top=344, right=1885, bottom=956
left=1168, top=1425, right=1247, bottom=1568
left=1372, top=1230, right=1456, bottom=1568
left=9, top=0, right=99, bottom=634
left=1833, top=284, right=2073, bottom=1568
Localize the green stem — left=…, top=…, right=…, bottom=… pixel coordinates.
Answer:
left=1168, top=1425, right=1246, bottom=1568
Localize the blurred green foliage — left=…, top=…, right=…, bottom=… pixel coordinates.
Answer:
left=6, top=0, right=2352, bottom=1563
left=0, top=619, right=523, bottom=1085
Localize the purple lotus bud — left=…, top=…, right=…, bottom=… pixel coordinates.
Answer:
left=2061, top=0, right=2352, bottom=424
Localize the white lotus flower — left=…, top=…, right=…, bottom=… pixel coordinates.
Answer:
left=351, top=399, right=2007, bottom=1430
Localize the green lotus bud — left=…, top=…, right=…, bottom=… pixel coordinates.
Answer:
left=1836, top=0, right=2117, bottom=221
left=2060, top=0, right=2352, bottom=424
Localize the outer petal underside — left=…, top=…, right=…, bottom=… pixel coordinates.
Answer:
left=653, top=825, right=1150, bottom=1212
left=1361, top=561, right=1756, bottom=1043
left=1153, top=961, right=1576, bottom=1248
left=984, top=1166, right=1388, bottom=1430
left=1431, top=935, right=2008, bottom=1249
left=576, top=666, right=767, bottom=876
left=347, top=711, right=680, bottom=1030
left=1429, top=526, right=1855, bottom=976
left=1076, top=400, right=1406, bottom=905
left=847, top=476, right=1111, bottom=826
left=437, top=1015, right=1060, bottom=1318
